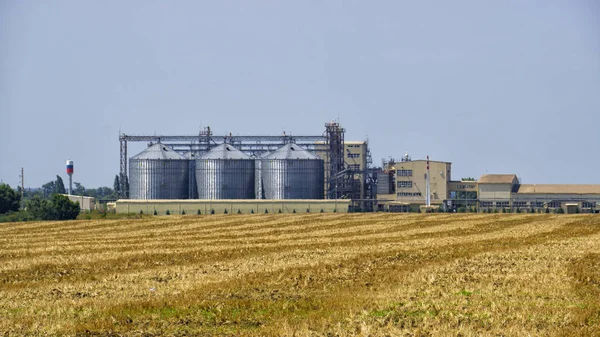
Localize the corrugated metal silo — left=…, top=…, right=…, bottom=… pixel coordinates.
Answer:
left=129, top=143, right=189, bottom=199
left=255, top=151, right=271, bottom=199
left=184, top=151, right=199, bottom=199
left=195, top=144, right=255, bottom=199
left=261, top=144, right=324, bottom=199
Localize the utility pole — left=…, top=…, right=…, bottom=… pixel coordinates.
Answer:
left=19, top=167, right=25, bottom=209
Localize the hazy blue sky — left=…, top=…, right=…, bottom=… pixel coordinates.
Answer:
left=1, top=0, right=599, bottom=188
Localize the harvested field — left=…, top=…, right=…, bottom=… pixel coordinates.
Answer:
left=1, top=213, right=599, bottom=336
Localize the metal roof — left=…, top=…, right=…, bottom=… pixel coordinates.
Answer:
left=264, top=144, right=320, bottom=160
left=183, top=151, right=197, bottom=159
left=517, top=184, right=600, bottom=195
left=478, top=174, right=518, bottom=184
left=200, top=144, right=251, bottom=160
left=131, top=143, right=185, bottom=160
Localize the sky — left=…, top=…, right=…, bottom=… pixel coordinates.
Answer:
left=1, top=0, right=599, bottom=188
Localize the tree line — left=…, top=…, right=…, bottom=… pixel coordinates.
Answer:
left=0, top=174, right=122, bottom=222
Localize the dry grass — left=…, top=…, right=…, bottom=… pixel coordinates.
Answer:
left=1, top=213, right=599, bottom=336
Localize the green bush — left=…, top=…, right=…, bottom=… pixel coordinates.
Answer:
left=197, top=209, right=201, bottom=215
left=26, top=194, right=79, bottom=220
left=166, top=210, right=170, bottom=215
left=224, top=209, right=228, bottom=214
left=0, top=210, right=34, bottom=223
left=154, top=209, right=158, bottom=215
left=181, top=209, right=185, bottom=215
left=237, top=209, right=242, bottom=214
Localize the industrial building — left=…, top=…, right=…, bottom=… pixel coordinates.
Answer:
left=116, top=122, right=374, bottom=213
left=115, top=121, right=600, bottom=214
left=378, top=161, right=600, bottom=213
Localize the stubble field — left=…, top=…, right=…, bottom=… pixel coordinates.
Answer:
left=1, top=213, right=599, bottom=336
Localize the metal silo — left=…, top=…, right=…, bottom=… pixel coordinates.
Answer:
left=184, top=151, right=199, bottom=199
left=129, top=143, right=189, bottom=199
left=261, top=144, right=324, bottom=199
left=195, top=144, right=255, bottom=199
left=255, top=151, right=271, bottom=199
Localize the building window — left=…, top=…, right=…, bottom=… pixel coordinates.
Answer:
left=347, top=164, right=361, bottom=171
left=582, top=202, right=596, bottom=208
left=513, top=201, right=527, bottom=208
left=397, top=181, right=413, bottom=188
left=496, top=201, right=509, bottom=208
left=480, top=201, right=493, bottom=207
left=347, top=153, right=360, bottom=158
left=397, top=169, right=413, bottom=177
left=530, top=201, right=544, bottom=208
left=547, top=201, right=561, bottom=208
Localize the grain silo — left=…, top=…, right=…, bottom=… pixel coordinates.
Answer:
left=129, top=143, right=189, bottom=199
left=184, top=151, right=199, bottom=199
left=195, top=144, right=255, bottom=199
left=261, top=144, right=324, bottom=199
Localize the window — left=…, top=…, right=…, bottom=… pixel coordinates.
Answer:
left=397, top=181, right=413, bottom=188
left=480, top=201, right=493, bottom=207
left=397, top=169, right=413, bottom=177
left=582, top=202, right=596, bottom=208
left=347, top=164, right=361, bottom=171
left=513, top=202, right=527, bottom=208
left=530, top=201, right=544, bottom=208
left=496, top=201, right=509, bottom=208
left=547, top=201, right=561, bottom=208
left=347, top=153, right=360, bottom=158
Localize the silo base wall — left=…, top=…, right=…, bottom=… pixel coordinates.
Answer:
left=116, top=199, right=351, bottom=215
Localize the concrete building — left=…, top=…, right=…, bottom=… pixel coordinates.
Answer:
left=477, top=174, right=600, bottom=212
left=63, top=194, right=97, bottom=211
left=376, top=161, right=600, bottom=213
left=377, top=158, right=451, bottom=210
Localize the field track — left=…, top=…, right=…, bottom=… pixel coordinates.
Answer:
left=1, top=213, right=599, bottom=336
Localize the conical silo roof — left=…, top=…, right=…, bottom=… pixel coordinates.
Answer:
left=131, top=143, right=185, bottom=160
left=265, top=144, right=319, bottom=160
left=200, top=144, right=251, bottom=159
left=183, top=151, right=197, bottom=159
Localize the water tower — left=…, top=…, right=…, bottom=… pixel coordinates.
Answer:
left=66, top=160, right=73, bottom=195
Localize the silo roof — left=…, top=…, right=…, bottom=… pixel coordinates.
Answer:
left=200, top=144, right=251, bottom=159
left=131, top=143, right=185, bottom=160
left=183, top=151, right=197, bottom=159
left=265, top=144, right=320, bottom=160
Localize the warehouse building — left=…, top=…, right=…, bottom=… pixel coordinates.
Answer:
left=478, top=174, right=600, bottom=213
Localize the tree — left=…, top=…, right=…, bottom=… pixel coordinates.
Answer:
left=73, top=182, right=85, bottom=195
left=27, top=195, right=80, bottom=220
left=27, top=196, right=53, bottom=220
left=41, top=181, right=56, bottom=198
left=51, top=194, right=80, bottom=220
left=113, top=175, right=121, bottom=198
left=0, top=184, right=20, bottom=214
left=55, top=175, right=66, bottom=195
